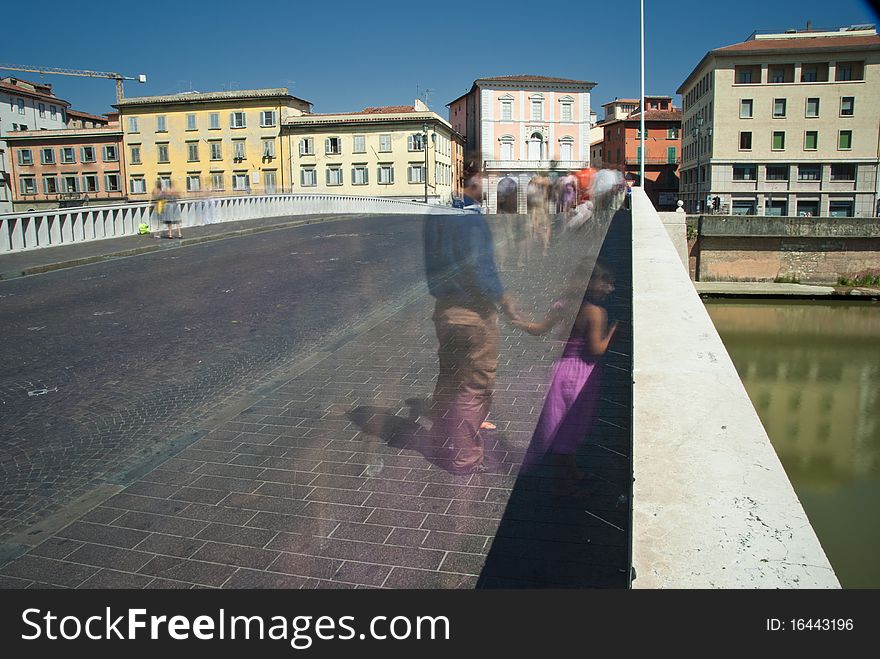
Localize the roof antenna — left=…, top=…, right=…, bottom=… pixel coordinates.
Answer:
left=806, top=19, right=812, bottom=31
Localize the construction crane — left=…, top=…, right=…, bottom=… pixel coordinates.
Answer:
left=0, top=64, right=146, bottom=102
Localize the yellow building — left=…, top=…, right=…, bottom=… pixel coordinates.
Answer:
left=282, top=100, right=461, bottom=204
left=114, top=88, right=311, bottom=199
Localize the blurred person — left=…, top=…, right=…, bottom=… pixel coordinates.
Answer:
left=424, top=157, right=523, bottom=474
left=163, top=181, right=182, bottom=239
left=514, top=259, right=619, bottom=494
left=527, top=172, right=552, bottom=256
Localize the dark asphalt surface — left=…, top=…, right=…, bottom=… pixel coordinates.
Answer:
left=0, top=215, right=428, bottom=539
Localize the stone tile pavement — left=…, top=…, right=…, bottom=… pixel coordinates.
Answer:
left=0, top=211, right=633, bottom=589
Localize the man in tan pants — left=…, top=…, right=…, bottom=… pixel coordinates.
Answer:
left=425, top=167, right=521, bottom=474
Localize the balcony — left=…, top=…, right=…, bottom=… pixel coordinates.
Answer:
left=484, top=160, right=585, bottom=171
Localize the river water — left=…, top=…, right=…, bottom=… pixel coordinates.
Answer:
left=706, top=299, right=880, bottom=588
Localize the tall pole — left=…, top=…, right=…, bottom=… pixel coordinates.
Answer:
left=639, top=0, right=645, bottom=190
left=423, top=123, right=429, bottom=204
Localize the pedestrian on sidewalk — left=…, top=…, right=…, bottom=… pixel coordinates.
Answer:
left=424, top=155, right=523, bottom=475
left=514, top=259, right=619, bottom=494
left=154, top=179, right=182, bottom=239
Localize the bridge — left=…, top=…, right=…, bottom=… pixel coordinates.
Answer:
left=0, top=191, right=838, bottom=588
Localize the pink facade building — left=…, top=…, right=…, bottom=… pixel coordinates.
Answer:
left=447, top=75, right=595, bottom=212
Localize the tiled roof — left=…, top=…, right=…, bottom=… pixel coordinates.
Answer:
left=358, top=105, right=416, bottom=114
left=715, top=33, right=880, bottom=53
left=0, top=80, right=69, bottom=105
left=627, top=109, right=682, bottom=121
left=478, top=74, right=595, bottom=85
left=115, top=88, right=308, bottom=107
left=67, top=108, right=110, bottom=122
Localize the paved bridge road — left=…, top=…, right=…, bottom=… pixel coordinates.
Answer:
left=0, top=214, right=428, bottom=541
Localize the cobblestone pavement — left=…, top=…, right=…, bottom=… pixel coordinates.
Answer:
left=0, top=210, right=633, bottom=588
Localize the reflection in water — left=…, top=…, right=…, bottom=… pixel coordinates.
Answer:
left=707, top=300, right=880, bottom=587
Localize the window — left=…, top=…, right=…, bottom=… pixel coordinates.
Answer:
left=18, top=149, right=33, bottom=165
left=772, top=131, right=785, bottom=150
left=264, top=170, right=277, bottom=193
left=667, top=126, right=679, bottom=139
left=299, top=137, right=314, bottom=155
left=187, top=142, right=199, bottom=162
left=408, top=163, right=425, bottom=184
left=379, top=134, right=392, bottom=152
left=16, top=98, right=25, bottom=114
left=82, top=174, right=99, bottom=193
left=186, top=174, right=200, bottom=192
left=40, top=148, right=55, bottom=164
left=61, top=147, right=76, bottom=163
left=797, top=200, right=820, bottom=216
left=130, top=177, right=146, bottom=194
left=560, top=102, right=572, bottom=122
left=62, top=175, right=79, bottom=193
left=732, top=200, right=756, bottom=215
left=830, top=164, right=856, bottom=181
left=798, top=164, right=820, bottom=181
left=233, top=140, right=246, bottom=160
left=19, top=177, right=36, bottom=195
left=806, top=98, right=820, bottom=118
left=353, top=135, right=366, bottom=153
left=829, top=200, right=854, bottom=217
left=804, top=131, right=818, bottom=150
left=38, top=103, right=45, bottom=118
left=103, top=145, right=118, bottom=162
left=559, top=138, right=573, bottom=162
left=80, top=146, right=96, bottom=162
left=211, top=172, right=224, bottom=190
left=259, top=110, right=276, bottom=127
left=156, top=115, right=167, bottom=132
left=105, top=173, right=121, bottom=192
left=157, top=143, right=170, bottom=163
left=300, top=167, right=317, bottom=187
left=835, top=62, right=863, bottom=81
left=500, top=137, right=514, bottom=160
left=739, top=131, right=752, bottom=150
left=326, top=166, right=343, bottom=186
left=773, top=98, right=786, bottom=118
left=408, top=134, right=425, bottom=151
left=737, top=68, right=753, bottom=84
left=128, top=116, right=139, bottom=133
left=352, top=165, right=368, bottom=185
left=130, top=145, right=141, bottom=164
left=740, top=99, right=753, bottom=118
left=262, top=139, right=275, bottom=158
left=42, top=176, right=58, bottom=194
left=210, top=141, right=222, bottom=160
left=230, top=111, right=247, bottom=128
left=838, top=130, right=853, bottom=150
left=186, top=113, right=197, bottom=131
left=732, top=164, right=756, bottom=180
left=158, top=175, right=172, bottom=190
left=378, top=164, right=394, bottom=184
left=531, top=98, right=543, bottom=121
left=232, top=172, right=249, bottom=190
left=667, top=146, right=677, bottom=163
left=801, top=67, right=817, bottom=82
left=324, top=136, right=342, bottom=155
left=766, top=165, right=789, bottom=181
left=840, top=97, right=854, bottom=117
left=209, top=112, right=220, bottom=130
left=501, top=100, right=512, bottom=121
left=50, top=105, right=57, bottom=120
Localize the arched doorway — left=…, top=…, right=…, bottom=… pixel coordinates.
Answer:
left=497, top=176, right=518, bottom=213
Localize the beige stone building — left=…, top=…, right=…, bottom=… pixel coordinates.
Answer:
left=678, top=25, right=880, bottom=216
left=282, top=100, right=460, bottom=204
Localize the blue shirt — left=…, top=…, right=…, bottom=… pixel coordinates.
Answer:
left=423, top=212, right=504, bottom=306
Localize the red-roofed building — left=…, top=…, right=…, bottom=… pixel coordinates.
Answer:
left=677, top=24, right=880, bottom=216
left=447, top=75, right=596, bottom=212
left=1, top=77, right=70, bottom=212
left=601, top=96, right=682, bottom=209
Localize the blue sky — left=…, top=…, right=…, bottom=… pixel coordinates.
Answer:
left=3, top=0, right=876, bottom=117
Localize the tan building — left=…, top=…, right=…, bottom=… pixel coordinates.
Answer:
left=6, top=124, right=126, bottom=210
left=66, top=109, right=110, bottom=129
left=282, top=100, right=461, bottom=204
left=114, top=88, right=311, bottom=199
left=678, top=25, right=880, bottom=216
